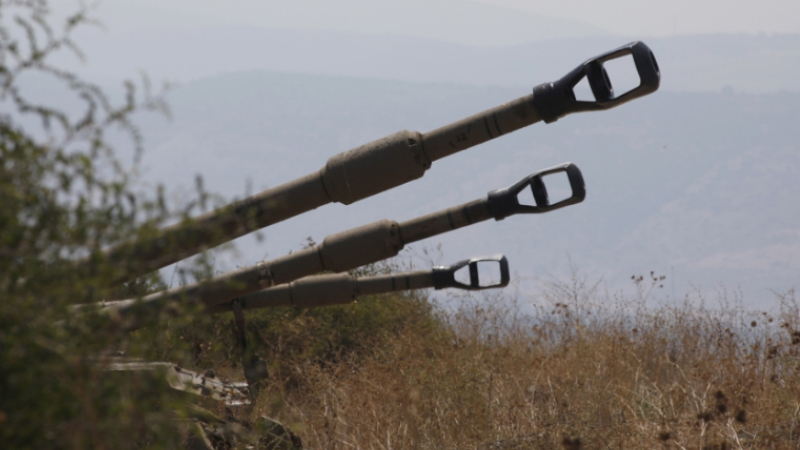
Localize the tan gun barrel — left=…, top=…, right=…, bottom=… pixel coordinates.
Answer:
left=97, top=163, right=583, bottom=327
left=204, top=254, right=509, bottom=313
left=80, top=42, right=658, bottom=286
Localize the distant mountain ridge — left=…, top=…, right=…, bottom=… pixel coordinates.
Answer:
left=74, top=27, right=800, bottom=94
left=134, top=71, right=800, bottom=307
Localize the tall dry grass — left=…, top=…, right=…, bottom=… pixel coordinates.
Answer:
left=250, top=272, right=800, bottom=450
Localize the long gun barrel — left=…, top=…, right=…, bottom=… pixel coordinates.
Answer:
left=205, top=255, right=510, bottom=314
left=99, top=163, right=585, bottom=325
left=83, top=42, right=658, bottom=286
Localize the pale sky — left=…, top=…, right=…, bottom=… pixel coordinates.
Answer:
left=474, top=0, right=800, bottom=37
left=53, top=0, right=800, bottom=46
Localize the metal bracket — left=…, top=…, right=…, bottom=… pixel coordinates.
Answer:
left=231, top=299, right=269, bottom=391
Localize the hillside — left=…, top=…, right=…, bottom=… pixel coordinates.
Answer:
left=74, top=29, right=800, bottom=94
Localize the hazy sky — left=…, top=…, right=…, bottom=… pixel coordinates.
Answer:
left=474, top=0, right=800, bottom=37
left=53, top=0, right=800, bottom=46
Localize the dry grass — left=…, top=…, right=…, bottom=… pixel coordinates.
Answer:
left=250, top=274, right=800, bottom=450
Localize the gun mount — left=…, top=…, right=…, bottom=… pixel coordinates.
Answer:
left=106, top=359, right=302, bottom=449
left=80, top=42, right=658, bottom=287
left=96, top=163, right=584, bottom=327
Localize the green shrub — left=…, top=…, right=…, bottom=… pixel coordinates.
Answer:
left=160, top=260, right=450, bottom=388
left=0, top=2, right=201, bottom=448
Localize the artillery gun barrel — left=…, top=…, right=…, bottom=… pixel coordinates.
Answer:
left=205, top=255, right=510, bottom=313
left=98, top=162, right=585, bottom=326
left=83, top=42, right=658, bottom=286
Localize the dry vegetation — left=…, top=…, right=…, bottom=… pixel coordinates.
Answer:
left=232, top=272, right=800, bottom=450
